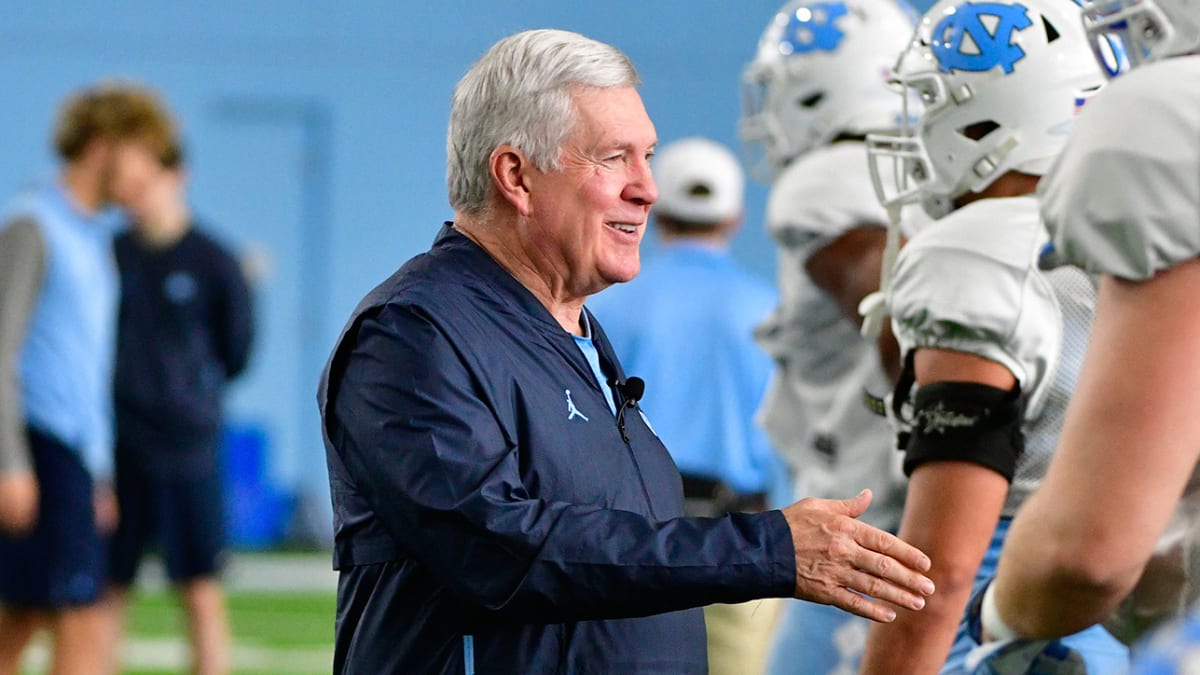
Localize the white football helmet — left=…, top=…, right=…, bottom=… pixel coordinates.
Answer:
left=739, top=0, right=918, bottom=182
left=1082, top=0, right=1200, bottom=71
left=867, top=0, right=1107, bottom=218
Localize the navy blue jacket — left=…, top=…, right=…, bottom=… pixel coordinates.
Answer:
left=318, top=225, right=795, bottom=674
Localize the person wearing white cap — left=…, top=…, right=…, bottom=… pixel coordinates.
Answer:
left=587, top=136, right=786, bottom=675
left=651, top=138, right=746, bottom=225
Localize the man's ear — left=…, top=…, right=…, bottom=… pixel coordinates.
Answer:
left=490, top=144, right=534, bottom=217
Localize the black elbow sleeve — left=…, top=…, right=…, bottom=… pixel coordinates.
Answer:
left=901, top=381, right=1024, bottom=481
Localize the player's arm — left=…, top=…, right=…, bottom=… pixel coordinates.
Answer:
left=992, top=260, right=1200, bottom=637
left=805, top=224, right=903, bottom=382
left=860, top=348, right=1015, bottom=674
left=0, top=218, right=46, bottom=533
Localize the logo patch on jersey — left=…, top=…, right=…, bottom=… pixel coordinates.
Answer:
left=564, top=389, right=589, bottom=422
left=931, top=2, right=1033, bottom=74
left=164, top=271, right=198, bottom=304
left=778, top=2, right=850, bottom=55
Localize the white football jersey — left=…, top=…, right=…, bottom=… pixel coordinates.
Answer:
left=756, top=141, right=905, bottom=529
left=1042, top=56, right=1200, bottom=280
left=1041, top=56, right=1200, bottom=643
left=888, top=196, right=1097, bottom=517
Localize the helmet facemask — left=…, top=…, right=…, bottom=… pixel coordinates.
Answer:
left=739, top=55, right=832, bottom=182
left=1082, top=0, right=1200, bottom=71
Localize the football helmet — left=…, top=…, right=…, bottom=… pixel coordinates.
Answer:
left=1082, top=0, right=1200, bottom=71
left=739, top=0, right=918, bottom=182
left=867, top=0, right=1107, bottom=218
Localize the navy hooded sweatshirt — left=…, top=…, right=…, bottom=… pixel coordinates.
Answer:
left=113, top=225, right=253, bottom=474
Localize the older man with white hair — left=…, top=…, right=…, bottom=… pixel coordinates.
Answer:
left=318, top=28, right=934, bottom=674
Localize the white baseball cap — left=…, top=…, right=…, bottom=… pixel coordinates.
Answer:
left=652, top=137, right=745, bottom=224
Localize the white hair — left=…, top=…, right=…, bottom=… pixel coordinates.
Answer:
left=446, top=29, right=641, bottom=214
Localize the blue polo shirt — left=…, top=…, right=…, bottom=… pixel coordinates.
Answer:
left=587, top=240, right=780, bottom=496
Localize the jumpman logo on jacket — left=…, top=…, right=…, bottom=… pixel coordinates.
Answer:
left=565, top=389, right=589, bottom=422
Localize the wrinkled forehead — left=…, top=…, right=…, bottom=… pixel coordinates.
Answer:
left=564, top=85, right=658, bottom=153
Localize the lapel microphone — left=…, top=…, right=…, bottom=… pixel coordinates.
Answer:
left=610, top=377, right=645, bottom=442
left=618, top=377, right=644, bottom=403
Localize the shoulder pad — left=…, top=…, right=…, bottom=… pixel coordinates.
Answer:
left=766, top=142, right=888, bottom=249
left=1042, top=59, right=1200, bottom=280
left=889, top=198, right=1059, bottom=395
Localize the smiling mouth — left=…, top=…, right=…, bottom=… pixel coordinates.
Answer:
left=608, top=223, right=640, bottom=234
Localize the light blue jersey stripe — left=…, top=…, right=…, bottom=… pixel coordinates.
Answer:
left=463, top=634, right=475, bottom=675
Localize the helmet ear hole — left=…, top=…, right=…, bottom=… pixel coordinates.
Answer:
left=959, top=119, right=1000, bottom=141
left=799, top=91, right=826, bottom=108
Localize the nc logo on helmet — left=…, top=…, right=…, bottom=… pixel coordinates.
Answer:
left=931, top=2, right=1033, bottom=74
left=778, top=2, right=849, bottom=55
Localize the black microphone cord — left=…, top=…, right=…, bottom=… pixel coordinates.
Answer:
left=612, top=376, right=645, bottom=442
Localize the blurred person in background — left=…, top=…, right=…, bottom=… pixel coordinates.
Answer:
left=971, top=0, right=1200, bottom=668
left=0, top=82, right=176, bottom=675
left=587, top=136, right=783, bottom=675
left=317, top=28, right=935, bottom=674
left=737, top=0, right=916, bottom=671
left=857, top=0, right=1131, bottom=671
left=103, top=142, right=254, bottom=675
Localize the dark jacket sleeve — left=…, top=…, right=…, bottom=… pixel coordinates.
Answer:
left=327, top=302, right=795, bottom=624
left=211, top=244, right=254, bottom=380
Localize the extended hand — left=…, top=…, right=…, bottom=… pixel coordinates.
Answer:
left=782, top=489, right=934, bottom=622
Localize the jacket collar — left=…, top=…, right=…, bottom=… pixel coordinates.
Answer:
left=431, top=222, right=567, bottom=333
left=431, top=222, right=628, bottom=395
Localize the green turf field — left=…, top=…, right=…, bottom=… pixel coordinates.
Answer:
left=21, top=553, right=337, bottom=674
left=121, top=589, right=336, bottom=674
